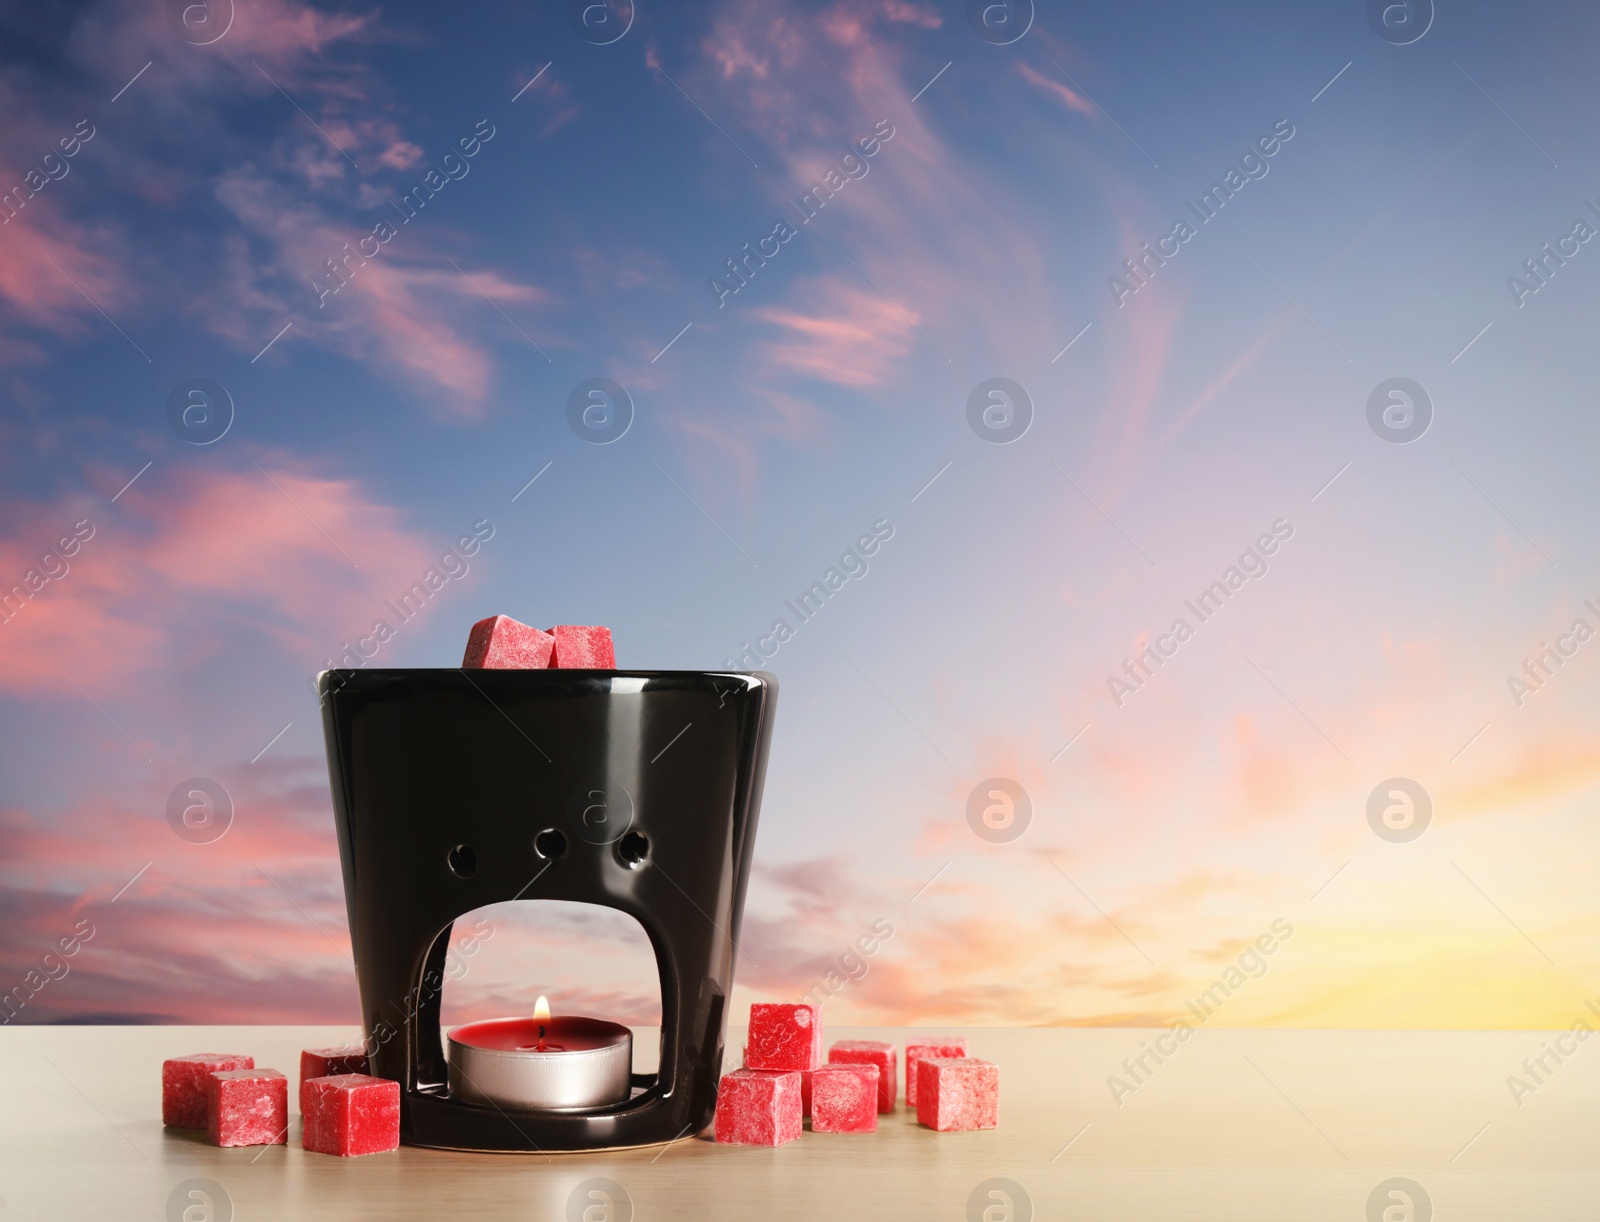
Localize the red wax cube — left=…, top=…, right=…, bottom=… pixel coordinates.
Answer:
left=915, top=1057, right=998, bottom=1132
left=810, top=1063, right=879, bottom=1133
left=299, top=1046, right=369, bottom=1112
left=207, top=1068, right=288, bottom=1147
left=302, top=1073, right=401, bottom=1157
left=548, top=624, right=615, bottom=668
left=462, top=615, right=555, bottom=668
left=714, top=1068, right=802, bottom=1146
left=905, top=1037, right=967, bottom=1108
left=745, top=1003, right=823, bottom=1072
left=162, top=1053, right=254, bottom=1128
left=828, top=1039, right=897, bottom=1112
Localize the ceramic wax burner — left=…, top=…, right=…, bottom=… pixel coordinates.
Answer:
left=318, top=668, right=777, bottom=1152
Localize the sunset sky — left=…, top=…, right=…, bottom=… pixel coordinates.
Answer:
left=2, top=0, right=1599, bottom=1032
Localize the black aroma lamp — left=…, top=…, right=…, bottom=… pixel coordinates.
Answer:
left=318, top=667, right=777, bottom=1151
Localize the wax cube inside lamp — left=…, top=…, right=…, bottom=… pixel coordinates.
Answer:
left=745, top=1003, right=823, bottom=1072
left=207, top=1068, right=288, bottom=1147
left=462, top=615, right=554, bottom=669
left=904, top=1037, right=967, bottom=1107
left=162, top=1053, right=254, bottom=1128
left=302, top=1073, right=401, bottom=1157
left=713, top=1069, right=802, bottom=1146
left=810, top=1063, right=879, bottom=1134
left=915, top=1057, right=998, bottom=1132
left=828, top=1039, right=897, bottom=1112
left=549, top=624, right=615, bottom=668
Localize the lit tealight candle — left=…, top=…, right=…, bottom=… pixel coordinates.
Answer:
left=447, top=995, right=634, bottom=1111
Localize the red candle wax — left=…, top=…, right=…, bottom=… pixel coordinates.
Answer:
left=450, top=1016, right=629, bottom=1054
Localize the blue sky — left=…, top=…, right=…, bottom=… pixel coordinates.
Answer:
left=3, top=0, right=1600, bottom=1029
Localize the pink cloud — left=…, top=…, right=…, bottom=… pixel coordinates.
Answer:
left=314, top=116, right=427, bottom=179
left=707, top=29, right=775, bottom=80
left=621, top=0, right=1087, bottom=519
left=224, top=0, right=377, bottom=63
left=821, top=8, right=869, bottom=46
left=0, top=88, right=134, bottom=352
left=689, top=0, right=1072, bottom=375
left=375, top=139, right=425, bottom=170
left=339, top=262, right=523, bottom=403
left=0, top=750, right=356, bottom=1023
left=5, top=1, right=569, bottom=410
left=66, top=0, right=380, bottom=91
left=0, top=210, right=128, bottom=333
left=1081, top=220, right=1185, bottom=500
left=754, top=276, right=918, bottom=387
left=542, top=106, right=583, bottom=138
left=0, top=460, right=435, bottom=696
left=1014, top=61, right=1098, bottom=119
left=884, top=1, right=942, bottom=28
left=666, top=387, right=829, bottom=503
left=0, top=1, right=404, bottom=371
left=213, top=171, right=551, bottom=411
left=732, top=854, right=1176, bottom=1026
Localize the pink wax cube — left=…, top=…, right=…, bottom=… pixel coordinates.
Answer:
left=462, top=615, right=555, bottom=668
left=301, top=1073, right=401, bottom=1157
left=828, top=1039, right=897, bottom=1112
left=207, top=1068, right=288, bottom=1147
left=299, top=1046, right=369, bottom=1112
left=548, top=624, right=615, bottom=668
left=915, top=1057, right=998, bottom=1132
left=162, top=1053, right=254, bottom=1128
left=745, top=1003, right=823, bottom=1072
left=905, top=1037, right=967, bottom=1108
left=810, top=1063, right=879, bottom=1133
left=714, top=1068, right=802, bottom=1146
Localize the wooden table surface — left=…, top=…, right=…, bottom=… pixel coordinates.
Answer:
left=2, top=1024, right=1593, bottom=1219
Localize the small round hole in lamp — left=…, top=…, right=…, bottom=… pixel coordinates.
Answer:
left=616, top=830, right=650, bottom=869
left=447, top=844, right=477, bottom=878
left=534, top=828, right=568, bottom=860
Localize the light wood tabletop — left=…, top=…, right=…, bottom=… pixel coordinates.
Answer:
left=1, top=1024, right=1593, bottom=1219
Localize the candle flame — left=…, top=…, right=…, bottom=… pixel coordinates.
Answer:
left=532, top=994, right=551, bottom=1051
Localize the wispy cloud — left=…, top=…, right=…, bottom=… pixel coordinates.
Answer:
left=0, top=459, right=435, bottom=694
left=1014, top=61, right=1098, bottom=119
left=213, top=171, right=550, bottom=410
left=754, top=277, right=919, bottom=387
